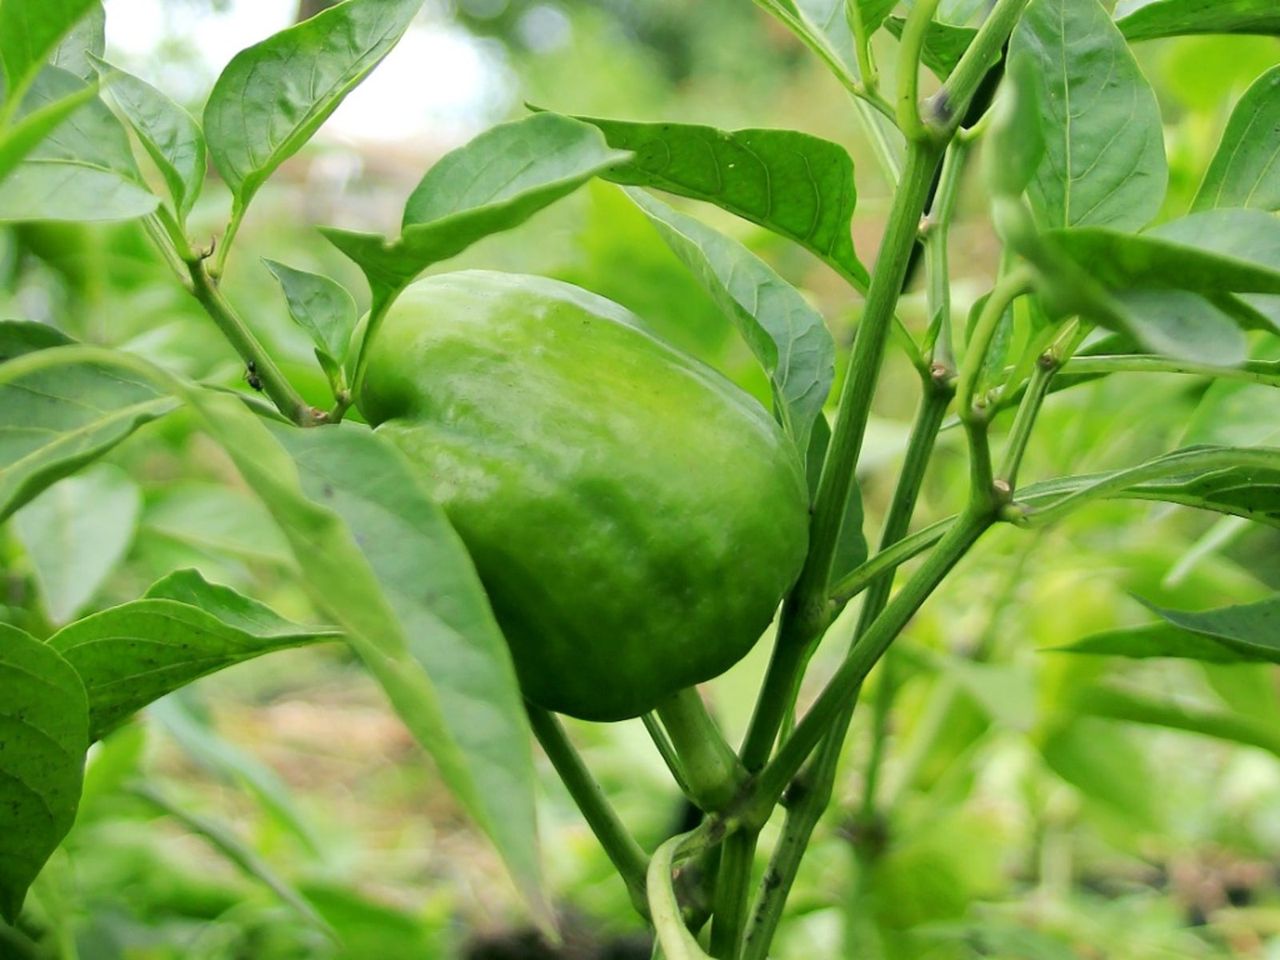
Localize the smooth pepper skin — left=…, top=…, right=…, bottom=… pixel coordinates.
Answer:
left=357, top=271, right=809, bottom=721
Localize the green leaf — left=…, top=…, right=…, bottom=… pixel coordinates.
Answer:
left=21, top=65, right=140, bottom=179
left=1115, top=0, right=1280, bottom=42
left=0, top=622, right=89, bottom=923
left=1039, top=718, right=1159, bottom=827
left=883, top=16, right=979, bottom=79
left=1109, top=289, right=1247, bottom=368
left=1073, top=684, right=1280, bottom=758
left=149, top=696, right=323, bottom=857
left=203, top=0, right=423, bottom=212
left=626, top=188, right=835, bottom=459
left=0, top=158, right=158, bottom=220
left=172, top=388, right=547, bottom=923
left=1048, top=211, right=1280, bottom=295
left=267, top=422, right=545, bottom=920
left=1193, top=66, right=1280, bottom=213
left=91, top=55, right=206, bottom=220
left=0, top=319, right=73, bottom=361
left=568, top=114, right=867, bottom=288
left=263, top=259, right=358, bottom=364
left=984, top=53, right=1045, bottom=199
left=1020, top=445, right=1280, bottom=527
left=140, top=482, right=293, bottom=567
left=323, top=113, right=629, bottom=309
left=1059, top=594, right=1280, bottom=665
left=0, top=79, right=97, bottom=186
left=0, top=351, right=178, bottom=522
left=48, top=573, right=340, bottom=738
left=1012, top=0, right=1168, bottom=230
left=48, top=2, right=102, bottom=79
left=11, top=463, right=142, bottom=625
left=753, top=0, right=894, bottom=85
left=0, top=0, right=98, bottom=111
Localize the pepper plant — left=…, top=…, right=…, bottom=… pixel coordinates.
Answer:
left=1, top=0, right=1279, bottom=957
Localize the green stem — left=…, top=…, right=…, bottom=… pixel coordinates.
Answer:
left=928, top=0, right=1032, bottom=136
left=650, top=829, right=720, bottom=960
left=997, top=350, right=1058, bottom=489
left=740, top=375, right=953, bottom=959
left=185, top=256, right=323, bottom=427
left=527, top=706, right=650, bottom=919
left=846, top=0, right=878, bottom=94
left=142, top=206, right=321, bottom=427
left=656, top=688, right=746, bottom=813
left=744, top=512, right=990, bottom=825
left=1064, top=355, right=1280, bottom=388
left=955, top=268, right=1033, bottom=414
left=710, top=832, right=756, bottom=958
left=922, top=140, right=972, bottom=367
left=896, top=0, right=944, bottom=142
left=739, top=141, right=946, bottom=776
left=827, top=515, right=952, bottom=605
left=643, top=712, right=695, bottom=799
left=212, top=200, right=246, bottom=279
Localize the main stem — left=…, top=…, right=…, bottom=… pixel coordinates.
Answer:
left=712, top=141, right=944, bottom=959
left=740, top=374, right=952, bottom=960
left=740, top=141, right=946, bottom=774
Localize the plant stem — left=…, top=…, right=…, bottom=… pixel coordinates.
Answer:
left=896, top=0, right=944, bottom=142
left=827, top=515, right=953, bottom=605
left=656, top=688, right=746, bottom=813
left=526, top=706, right=651, bottom=919
left=212, top=200, right=246, bottom=279
left=743, top=512, right=990, bottom=825
left=997, top=348, right=1060, bottom=489
left=922, top=140, right=971, bottom=368
left=955, top=268, right=1033, bottom=414
left=929, top=0, right=1031, bottom=137
left=846, top=0, right=878, bottom=94
left=740, top=141, right=945, bottom=776
left=142, top=206, right=322, bottom=427
left=1064, top=355, right=1280, bottom=388
left=184, top=256, right=324, bottom=427
left=650, top=828, right=721, bottom=960
left=643, top=712, right=694, bottom=799
left=740, top=374, right=953, bottom=959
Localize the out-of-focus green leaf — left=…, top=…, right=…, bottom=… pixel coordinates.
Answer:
left=572, top=114, right=867, bottom=287
left=0, top=0, right=99, bottom=111
left=0, top=350, right=177, bottom=522
left=0, top=319, right=73, bottom=361
left=1115, top=0, right=1280, bottom=42
left=12, top=463, right=141, bottom=624
left=1039, top=719, right=1160, bottom=827
left=178, top=389, right=549, bottom=925
left=0, top=622, right=89, bottom=923
left=140, top=482, right=293, bottom=568
left=48, top=1, right=102, bottom=79
left=1192, top=65, right=1280, bottom=212
left=1012, top=0, right=1168, bottom=230
left=203, top=0, right=423, bottom=214
left=626, top=189, right=835, bottom=460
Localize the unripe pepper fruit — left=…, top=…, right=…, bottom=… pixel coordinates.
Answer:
left=357, top=271, right=809, bottom=721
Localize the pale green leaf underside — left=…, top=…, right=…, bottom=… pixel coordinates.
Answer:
left=1116, top=0, right=1280, bottom=42
left=12, top=463, right=141, bottom=625
left=0, top=350, right=177, bottom=522
left=1193, top=65, right=1280, bottom=213
left=626, top=188, right=835, bottom=461
left=1013, top=0, right=1168, bottom=230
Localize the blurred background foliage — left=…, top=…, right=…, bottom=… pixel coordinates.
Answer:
left=1, top=1, right=1279, bottom=958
